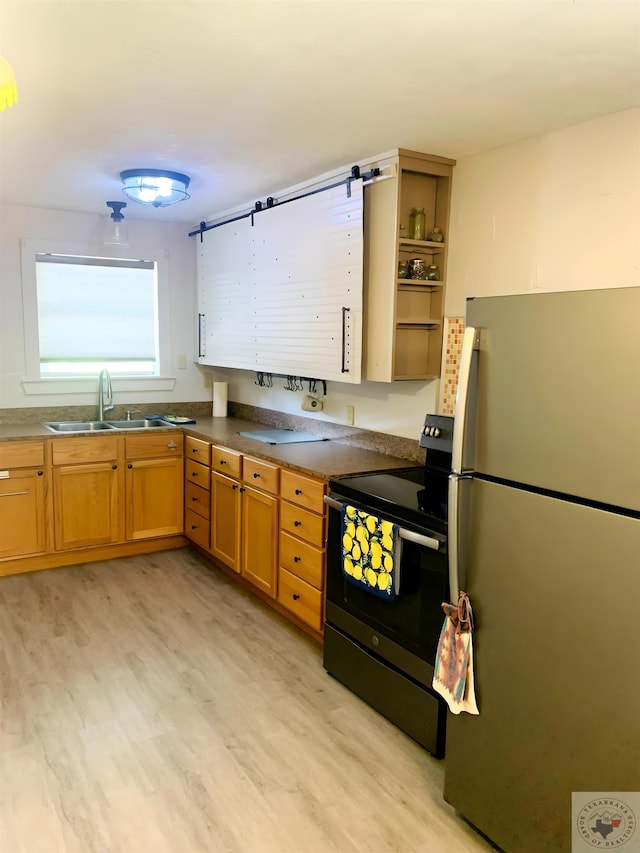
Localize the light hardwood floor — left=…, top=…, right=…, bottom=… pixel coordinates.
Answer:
left=0, top=549, right=495, bottom=853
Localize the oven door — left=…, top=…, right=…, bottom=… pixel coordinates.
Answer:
left=324, top=493, right=448, bottom=687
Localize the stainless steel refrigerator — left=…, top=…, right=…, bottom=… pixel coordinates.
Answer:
left=445, top=287, right=640, bottom=853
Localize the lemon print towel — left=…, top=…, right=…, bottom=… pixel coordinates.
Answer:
left=341, top=504, right=401, bottom=600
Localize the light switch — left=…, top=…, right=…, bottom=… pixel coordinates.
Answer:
left=177, top=354, right=187, bottom=370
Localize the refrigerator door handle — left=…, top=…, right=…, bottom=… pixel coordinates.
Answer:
left=452, top=325, right=480, bottom=475
left=448, top=472, right=472, bottom=600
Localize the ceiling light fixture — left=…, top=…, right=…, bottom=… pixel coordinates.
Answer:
left=0, top=56, right=18, bottom=111
left=120, top=169, right=190, bottom=207
left=104, top=201, right=129, bottom=247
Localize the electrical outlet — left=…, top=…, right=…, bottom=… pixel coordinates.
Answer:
left=203, top=372, right=213, bottom=388
left=346, top=405, right=355, bottom=426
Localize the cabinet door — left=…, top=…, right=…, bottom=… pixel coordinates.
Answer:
left=125, top=457, right=184, bottom=540
left=53, top=462, right=120, bottom=550
left=0, top=469, right=46, bottom=559
left=210, top=471, right=241, bottom=572
left=241, top=485, right=278, bottom=598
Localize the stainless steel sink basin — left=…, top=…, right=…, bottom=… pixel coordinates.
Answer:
left=106, top=418, right=169, bottom=429
left=44, top=421, right=114, bottom=432
left=44, top=418, right=171, bottom=433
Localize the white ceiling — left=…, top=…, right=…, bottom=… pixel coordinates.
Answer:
left=1, top=0, right=639, bottom=228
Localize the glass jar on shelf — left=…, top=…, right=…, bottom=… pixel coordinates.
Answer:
left=408, top=207, right=426, bottom=241
left=426, top=263, right=440, bottom=280
left=427, top=226, right=444, bottom=243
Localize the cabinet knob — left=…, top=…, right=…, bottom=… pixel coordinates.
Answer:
left=295, top=488, right=302, bottom=495
left=192, top=448, right=197, bottom=453
left=191, top=496, right=198, bottom=502
left=294, top=520, right=302, bottom=527
left=192, top=471, right=198, bottom=477
left=253, top=472, right=260, bottom=478
left=113, top=464, right=118, bottom=470
left=292, top=593, right=300, bottom=601
left=191, top=524, right=198, bottom=530
left=219, top=459, right=227, bottom=465
left=232, top=484, right=238, bottom=490
left=239, top=486, right=245, bottom=493
left=37, top=470, right=44, bottom=476
left=127, top=464, right=133, bottom=469
left=294, top=556, right=301, bottom=563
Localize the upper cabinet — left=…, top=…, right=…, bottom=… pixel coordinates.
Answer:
left=363, top=149, right=455, bottom=382
left=194, top=149, right=453, bottom=385
left=196, top=179, right=364, bottom=383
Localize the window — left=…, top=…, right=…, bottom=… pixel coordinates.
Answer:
left=21, top=239, right=174, bottom=394
left=35, top=254, right=158, bottom=377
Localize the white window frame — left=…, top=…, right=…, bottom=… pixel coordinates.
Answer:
left=20, top=239, right=175, bottom=395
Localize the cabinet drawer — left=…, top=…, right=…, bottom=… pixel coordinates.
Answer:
left=185, top=435, right=211, bottom=465
left=243, top=457, right=279, bottom=495
left=212, top=445, right=242, bottom=479
left=185, top=508, right=210, bottom=549
left=278, top=568, right=323, bottom=633
left=185, top=481, right=210, bottom=520
left=279, top=531, right=324, bottom=589
left=52, top=436, right=117, bottom=465
left=185, top=459, right=211, bottom=491
left=280, top=469, right=325, bottom=513
left=280, top=501, right=325, bottom=547
left=0, top=441, right=45, bottom=469
left=125, top=432, right=184, bottom=460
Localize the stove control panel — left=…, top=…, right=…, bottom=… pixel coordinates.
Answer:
left=419, top=414, right=454, bottom=453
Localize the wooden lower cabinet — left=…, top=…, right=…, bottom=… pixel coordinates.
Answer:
left=53, top=461, right=120, bottom=550
left=0, top=468, right=46, bottom=559
left=278, top=469, right=326, bottom=632
left=241, top=484, right=278, bottom=598
left=210, top=471, right=241, bottom=572
left=125, top=456, right=184, bottom=540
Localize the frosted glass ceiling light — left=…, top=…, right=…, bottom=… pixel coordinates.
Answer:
left=104, top=201, right=129, bottom=246
left=120, top=169, right=190, bottom=207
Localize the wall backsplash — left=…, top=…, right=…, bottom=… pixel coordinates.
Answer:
left=439, top=317, right=465, bottom=416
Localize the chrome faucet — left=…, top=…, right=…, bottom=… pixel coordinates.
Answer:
left=98, top=369, right=114, bottom=420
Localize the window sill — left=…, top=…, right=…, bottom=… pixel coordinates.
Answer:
left=21, top=376, right=177, bottom=395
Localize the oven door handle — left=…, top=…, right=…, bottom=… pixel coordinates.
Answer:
left=324, top=495, right=443, bottom=551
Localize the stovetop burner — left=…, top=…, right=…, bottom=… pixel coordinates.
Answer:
left=328, top=413, right=454, bottom=536
left=328, top=467, right=448, bottom=534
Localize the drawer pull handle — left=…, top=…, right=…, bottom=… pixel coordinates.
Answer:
left=253, top=472, right=260, bottom=478
left=191, top=524, right=198, bottom=530
left=294, top=556, right=301, bottom=563
left=295, top=488, right=302, bottom=495
left=192, top=471, right=198, bottom=477
left=294, top=520, right=302, bottom=527
left=167, top=441, right=177, bottom=450
left=219, top=459, right=227, bottom=465
left=192, top=448, right=198, bottom=453
left=191, top=496, right=198, bottom=502
left=292, top=593, right=300, bottom=601
left=232, top=484, right=238, bottom=490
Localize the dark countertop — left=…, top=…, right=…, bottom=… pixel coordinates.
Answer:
left=0, top=416, right=421, bottom=480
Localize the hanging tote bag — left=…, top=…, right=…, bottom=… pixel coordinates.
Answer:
left=432, top=591, right=479, bottom=715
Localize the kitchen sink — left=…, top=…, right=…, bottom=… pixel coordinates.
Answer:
left=44, top=418, right=171, bottom=433
left=105, top=418, right=169, bottom=429
left=44, top=421, right=114, bottom=432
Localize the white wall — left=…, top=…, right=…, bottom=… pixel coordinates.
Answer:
left=445, top=108, right=640, bottom=314
left=0, top=203, right=209, bottom=409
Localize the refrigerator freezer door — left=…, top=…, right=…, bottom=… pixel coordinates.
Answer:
left=444, top=479, right=640, bottom=853
left=465, top=287, right=640, bottom=512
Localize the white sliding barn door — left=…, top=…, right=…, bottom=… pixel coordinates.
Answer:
left=197, top=179, right=363, bottom=383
